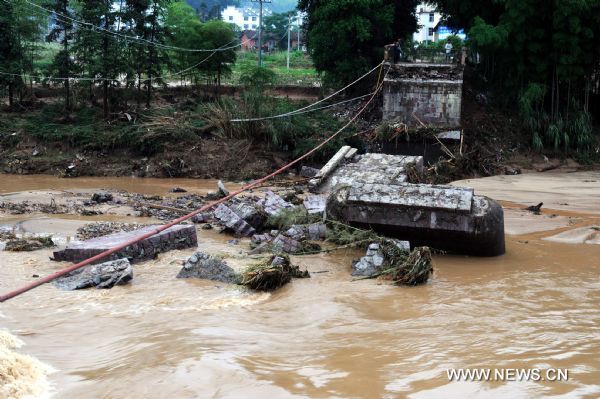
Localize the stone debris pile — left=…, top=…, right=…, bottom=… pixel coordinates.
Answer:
left=54, top=258, right=133, bottom=290
left=176, top=251, right=240, bottom=284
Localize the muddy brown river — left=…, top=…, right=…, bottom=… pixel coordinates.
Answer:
left=1, top=173, right=599, bottom=398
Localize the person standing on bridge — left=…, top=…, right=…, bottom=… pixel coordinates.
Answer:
left=444, top=39, right=453, bottom=62
left=393, top=39, right=403, bottom=63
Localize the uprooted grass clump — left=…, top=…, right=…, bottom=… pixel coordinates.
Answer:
left=266, top=207, right=321, bottom=231
left=379, top=243, right=433, bottom=286
left=325, top=222, right=378, bottom=246
left=1, top=233, right=55, bottom=252
left=241, top=254, right=309, bottom=291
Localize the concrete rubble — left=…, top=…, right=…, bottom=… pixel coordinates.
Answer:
left=258, top=190, right=294, bottom=216
left=52, top=224, right=198, bottom=264
left=54, top=258, right=133, bottom=290
left=309, top=146, right=425, bottom=193
left=303, top=195, right=327, bottom=214
left=213, top=204, right=256, bottom=237
left=313, top=147, right=505, bottom=256
left=176, top=251, right=240, bottom=284
left=352, top=240, right=410, bottom=277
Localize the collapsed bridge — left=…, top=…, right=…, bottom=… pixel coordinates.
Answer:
left=311, top=146, right=505, bottom=257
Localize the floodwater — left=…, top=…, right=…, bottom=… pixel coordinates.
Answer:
left=1, top=172, right=599, bottom=399
left=0, top=174, right=243, bottom=197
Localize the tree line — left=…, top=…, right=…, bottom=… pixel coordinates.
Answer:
left=299, top=0, right=599, bottom=153
left=0, top=0, right=237, bottom=116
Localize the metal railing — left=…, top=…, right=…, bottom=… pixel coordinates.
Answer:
left=385, top=46, right=466, bottom=65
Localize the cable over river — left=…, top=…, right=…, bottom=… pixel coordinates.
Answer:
left=1, top=172, right=599, bottom=398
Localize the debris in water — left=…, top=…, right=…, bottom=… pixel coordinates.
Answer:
left=0, top=233, right=54, bottom=252
left=217, top=180, right=230, bottom=197
left=241, top=254, right=309, bottom=291
left=76, top=222, right=149, bottom=240
left=525, top=202, right=544, bottom=215
left=53, top=258, right=133, bottom=290
left=176, top=251, right=240, bottom=284
left=91, top=191, right=113, bottom=203
left=170, top=187, right=187, bottom=193
left=380, top=246, right=433, bottom=286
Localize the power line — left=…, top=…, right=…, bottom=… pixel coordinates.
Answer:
left=231, top=92, right=376, bottom=122
left=10, top=0, right=245, bottom=53
left=0, top=35, right=250, bottom=82
left=230, top=61, right=383, bottom=122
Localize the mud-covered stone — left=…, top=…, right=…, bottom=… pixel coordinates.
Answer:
left=54, top=258, right=133, bottom=290
left=91, top=191, right=113, bottom=203
left=176, top=251, right=240, bottom=284
left=352, top=243, right=385, bottom=277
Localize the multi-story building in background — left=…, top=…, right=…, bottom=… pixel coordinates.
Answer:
left=413, top=2, right=466, bottom=43
left=413, top=2, right=442, bottom=42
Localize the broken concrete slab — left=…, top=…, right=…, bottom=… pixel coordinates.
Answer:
left=310, top=153, right=424, bottom=194
left=328, top=183, right=505, bottom=256
left=257, top=191, right=293, bottom=216
left=347, top=183, right=473, bottom=213
left=52, top=224, right=197, bottom=264
left=176, top=251, right=240, bottom=283
left=230, top=202, right=265, bottom=229
left=213, top=204, right=256, bottom=237
left=313, top=146, right=352, bottom=181
left=54, top=258, right=133, bottom=290
left=303, top=195, right=327, bottom=215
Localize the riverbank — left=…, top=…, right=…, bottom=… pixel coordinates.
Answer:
left=0, top=171, right=599, bottom=398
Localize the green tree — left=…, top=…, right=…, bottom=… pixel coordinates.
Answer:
left=74, top=0, right=123, bottom=117
left=197, top=19, right=237, bottom=89
left=46, top=0, right=76, bottom=110
left=432, top=0, right=600, bottom=151
left=123, top=0, right=172, bottom=107
left=166, top=2, right=237, bottom=90
left=0, top=0, right=25, bottom=106
left=264, top=11, right=294, bottom=50
left=298, top=0, right=419, bottom=87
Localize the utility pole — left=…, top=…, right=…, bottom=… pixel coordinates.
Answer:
left=297, top=14, right=301, bottom=51
left=286, top=14, right=291, bottom=70
left=250, top=0, right=271, bottom=67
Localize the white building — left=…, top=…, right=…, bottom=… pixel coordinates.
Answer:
left=221, top=6, right=304, bottom=32
left=413, top=2, right=442, bottom=43
left=221, top=5, right=271, bottom=31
